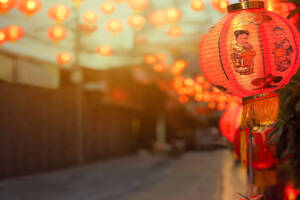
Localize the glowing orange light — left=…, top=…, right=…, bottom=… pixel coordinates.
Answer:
left=148, top=10, right=168, bottom=28
left=18, top=0, right=41, bottom=16
left=184, top=78, right=194, bottom=87
left=48, top=26, right=67, bottom=42
left=105, top=19, right=123, bottom=34
left=171, top=59, right=187, bottom=74
left=168, top=25, right=183, bottom=37
left=153, top=63, right=167, bottom=72
left=0, top=0, right=15, bottom=13
left=203, top=91, right=211, bottom=102
left=82, top=11, right=98, bottom=24
left=127, top=14, right=146, bottom=30
left=0, top=29, right=7, bottom=45
left=202, top=81, right=211, bottom=90
left=190, top=0, right=204, bottom=12
left=72, top=0, right=85, bottom=7
left=57, top=52, right=72, bottom=65
left=179, top=95, right=189, bottom=103
left=48, top=5, right=70, bottom=23
left=4, top=25, right=24, bottom=42
left=217, top=102, right=226, bottom=110
left=211, top=0, right=229, bottom=14
left=96, top=45, right=113, bottom=56
left=127, top=0, right=149, bottom=12
left=195, top=84, right=203, bottom=92
left=112, top=0, right=123, bottom=4
left=194, top=93, right=203, bottom=101
left=99, top=2, right=115, bottom=15
left=156, top=53, right=167, bottom=62
left=144, top=54, right=157, bottom=64
left=166, top=8, right=182, bottom=23
left=208, top=101, right=216, bottom=109
left=195, top=75, right=205, bottom=83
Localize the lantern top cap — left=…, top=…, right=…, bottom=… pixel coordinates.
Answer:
left=227, top=0, right=264, bottom=12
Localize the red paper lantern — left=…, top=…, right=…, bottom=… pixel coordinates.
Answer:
left=127, top=14, right=146, bottom=30
left=148, top=10, right=168, bottom=28
left=18, top=0, right=42, bottom=16
left=82, top=11, right=98, bottom=24
left=166, top=8, right=182, bottom=23
left=156, top=53, right=167, bottom=62
left=4, top=25, right=24, bottom=42
left=48, top=26, right=67, bottom=42
left=127, top=0, right=149, bottom=12
left=48, top=5, right=70, bottom=23
left=96, top=45, right=113, bottom=57
left=199, top=1, right=300, bottom=127
left=105, top=19, right=123, bottom=34
left=99, top=2, right=115, bottom=15
left=179, top=95, right=189, bottom=103
left=0, top=0, right=15, bottom=13
left=168, top=25, right=183, bottom=37
left=190, top=0, right=205, bottom=12
left=57, top=52, right=72, bottom=65
left=80, top=24, right=98, bottom=35
left=171, top=59, right=188, bottom=74
left=0, top=29, right=7, bottom=45
left=153, top=63, right=167, bottom=72
left=144, top=54, right=157, bottom=64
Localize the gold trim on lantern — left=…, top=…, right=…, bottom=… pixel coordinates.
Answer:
left=227, top=1, right=264, bottom=12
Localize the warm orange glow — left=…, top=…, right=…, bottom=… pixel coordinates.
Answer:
left=18, top=0, right=41, bottom=16
left=80, top=24, right=98, bottom=35
left=211, top=0, right=229, bottom=13
left=171, top=59, right=187, bottom=74
left=208, top=101, right=216, bottom=109
left=57, top=52, right=72, bottom=65
left=194, top=93, right=203, bottom=101
left=144, top=54, right=157, bottom=64
left=127, top=14, right=146, bottom=30
left=156, top=53, right=167, bottom=62
left=99, top=2, right=115, bottom=15
left=48, top=26, right=67, bottom=42
left=195, top=84, right=203, bottom=92
left=203, top=91, right=211, bottom=102
left=127, top=0, right=149, bottom=12
left=168, top=25, right=183, bottom=37
left=72, top=0, right=85, bottom=7
left=48, top=5, right=70, bottom=23
left=179, top=95, right=189, bottom=103
left=148, top=10, right=168, bottom=28
left=184, top=78, right=194, bottom=87
left=153, top=63, right=167, bottom=72
left=202, top=81, right=211, bottom=90
left=217, top=102, right=226, bottom=110
left=105, top=19, right=123, bottom=34
left=96, top=45, right=113, bottom=57
left=166, top=8, right=182, bottom=23
left=112, top=0, right=123, bottom=4
left=0, top=29, right=7, bottom=45
left=195, top=75, right=205, bottom=83
left=0, top=0, right=15, bottom=13
left=83, top=11, right=98, bottom=24
left=4, top=25, right=24, bottom=42
left=190, top=0, right=204, bottom=12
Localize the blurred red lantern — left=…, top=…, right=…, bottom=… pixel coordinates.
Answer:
left=144, top=54, right=157, bottom=64
left=18, top=0, right=41, bottom=16
left=208, top=101, right=216, bottom=109
left=199, top=1, right=300, bottom=128
left=219, top=105, right=242, bottom=143
left=166, top=8, right=182, bottom=23
left=148, top=10, right=168, bottom=28
left=82, top=11, right=98, bottom=24
left=153, top=63, right=167, bottom=72
left=105, top=19, right=123, bottom=34
left=171, top=59, right=187, bottom=74
left=127, top=0, right=149, bottom=12
left=97, top=45, right=113, bottom=56
left=168, top=25, right=183, bottom=37
left=99, top=2, right=115, bottom=15
left=179, top=95, right=189, bottom=103
left=156, top=53, right=167, bottom=62
left=48, top=5, right=70, bottom=23
left=80, top=24, right=98, bottom=35
left=195, top=75, right=205, bottom=83
left=184, top=78, right=194, bottom=87
left=4, top=25, right=24, bottom=42
left=190, top=0, right=205, bottom=12
left=211, top=0, right=229, bottom=14
left=0, top=29, right=7, bottom=45
left=48, top=26, right=67, bottom=42
left=0, top=0, right=15, bottom=13
left=57, top=52, right=72, bottom=65
left=127, top=14, right=146, bottom=30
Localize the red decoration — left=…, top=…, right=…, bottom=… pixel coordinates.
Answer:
left=148, top=10, right=168, bottom=28
left=166, top=8, right=182, bottom=23
left=57, top=52, right=72, bottom=65
left=48, top=26, right=67, bottom=42
left=80, top=24, right=98, bottom=35
left=99, top=2, right=115, bottom=15
left=153, top=63, right=167, bottom=72
left=144, top=54, right=157, bottom=64
left=48, top=5, right=70, bottom=23
left=105, top=19, right=123, bottom=34
left=190, top=0, right=205, bottom=12
left=171, top=60, right=187, bottom=74
left=0, top=29, right=7, bottom=45
left=211, top=0, right=229, bottom=14
left=168, top=25, right=183, bottom=37
left=96, top=45, right=113, bottom=57
left=127, top=0, right=149, bottom=12
left=127, top=14, right=146, bottom=30
left=82, top=11, right=98, bottom=24
left=0, top=0, right=15, bottom=13
left=4, top=25, right=24, bottom=42
left=18, top=0, right=42, bottom=16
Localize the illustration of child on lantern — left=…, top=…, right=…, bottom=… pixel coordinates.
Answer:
left=272, top=27, right=294, bottom=72
left=231, top=30, right=256, bottom=75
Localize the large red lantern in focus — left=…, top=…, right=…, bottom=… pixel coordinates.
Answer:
left=48, top=26, right=67, bottom=42
left=199, top=0, right=300, bottom=128
left=48, top=5, right=70, bottom=23
left=0, top=0, right=15, bottom=13
left=105, top=19, right=123, bottom=34
left=127, top=14, right=146, bottom=30
left=18, top=0, right=42, bottom=16
left=57, top=52, right=72, bottom=65
left=127, top=0, right=149, bottom=12
left=4, top=25, right=24, bottom=42
left=0, top=29, right=7, bottom=45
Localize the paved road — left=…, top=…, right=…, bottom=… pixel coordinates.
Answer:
left=0, top=150, right=248, bottom=200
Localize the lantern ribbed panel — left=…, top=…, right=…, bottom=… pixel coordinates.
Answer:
left=199, top=8, right=300, bottom=98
